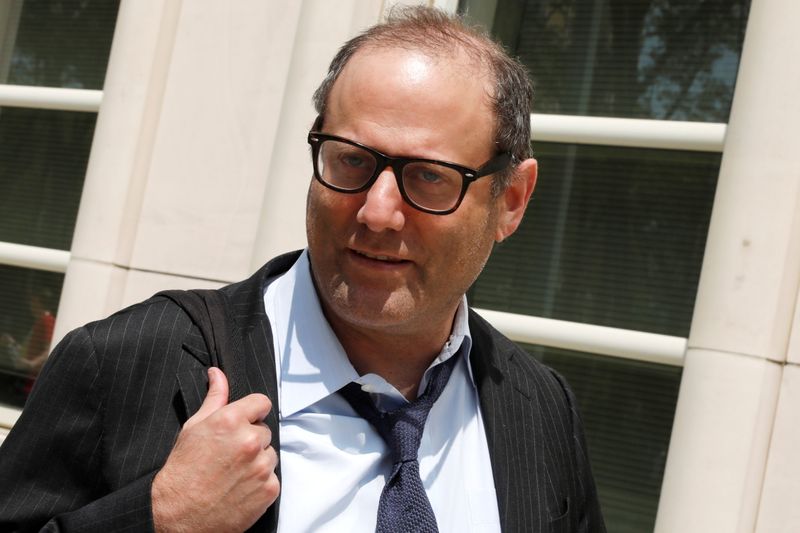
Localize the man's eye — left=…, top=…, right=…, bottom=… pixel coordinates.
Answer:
left=419, top=170, right=444, bottom=184
left=407, top=166, right=450, bottom=187
left=341, top=154, right=368, bottom=168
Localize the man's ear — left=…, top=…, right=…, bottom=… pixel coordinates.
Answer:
left=494, top=157, right=538, bottom=242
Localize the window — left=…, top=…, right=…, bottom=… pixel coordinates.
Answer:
left=488, top=0, right=749, bottom=122
left=0, top=0, right=120, bottom=410
left=473, top=143, right=721, bottom=336
left=461, top=0, right=751, bottom=530
left=1, top=0, right=116, bottom=90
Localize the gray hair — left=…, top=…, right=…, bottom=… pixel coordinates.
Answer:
left=312, top=5, right=534, bottom=194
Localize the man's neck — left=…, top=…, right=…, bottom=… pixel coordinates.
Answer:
left=324, top=313, right=456, bottom=401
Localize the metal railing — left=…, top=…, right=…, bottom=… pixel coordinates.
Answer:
left=0, top=85, right=102, bottom=112
left=532, top=113, right=725, bottom=152
left=0, top=242, right=70, bottom=273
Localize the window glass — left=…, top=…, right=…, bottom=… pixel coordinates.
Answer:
left=0, top=0, right=120, bottom=89
left=470, top=142, right=720, bottom=337
left=460, top=1, right=752, bottom=529
left=0, top=0, right=120, bottom=411
left=0, top=107, right=98, bottom=250
left=0, top=265, right=63, bottom=409
left=462, top=0, right=750, bottom=121
left=524, top=344, right=682, bottom=533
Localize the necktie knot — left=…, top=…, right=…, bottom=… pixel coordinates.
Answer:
left=377, top=410, right=427, bottom=463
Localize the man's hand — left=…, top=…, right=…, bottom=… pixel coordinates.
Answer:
left=152, top=367, right=279, bottom=533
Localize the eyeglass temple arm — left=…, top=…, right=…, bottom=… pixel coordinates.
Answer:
left=476, top=152, right=513, bottom=178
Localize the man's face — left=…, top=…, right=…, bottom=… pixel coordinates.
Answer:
left=306, top=47, right=524, bottom=340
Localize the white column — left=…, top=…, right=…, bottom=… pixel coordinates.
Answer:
left=56, top=0, right=186, bottom=340
left=756, top=265, right=800, bottom=532
left=56, top=0, right=389, bottom=342
left=57, top=0, right=308, bottom=339
left=654, top=0, right=800, bottom=531
left=250, top=0, right=384, bottom=267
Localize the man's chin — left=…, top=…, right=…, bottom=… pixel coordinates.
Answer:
left=328, top=289, right=419, bottom=331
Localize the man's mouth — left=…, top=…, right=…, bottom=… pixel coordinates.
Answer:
left=353, top=250, right=407, bottom=263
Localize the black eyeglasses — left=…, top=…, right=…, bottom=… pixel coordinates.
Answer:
left=307, top=130, right=511, bottom=215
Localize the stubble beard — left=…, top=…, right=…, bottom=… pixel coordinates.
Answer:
left=306, top=185, right=500, bottom=338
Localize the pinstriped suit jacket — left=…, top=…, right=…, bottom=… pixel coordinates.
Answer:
left=0, top=251, right=605, bottom=532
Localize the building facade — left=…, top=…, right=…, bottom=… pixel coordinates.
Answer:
left=0, top=1, right=798, bottom=531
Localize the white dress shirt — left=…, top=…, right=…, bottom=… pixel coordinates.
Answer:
left=263, top=251, right=500, bottom=532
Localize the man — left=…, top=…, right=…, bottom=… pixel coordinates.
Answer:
left=0, top=7, right=604, bottom=533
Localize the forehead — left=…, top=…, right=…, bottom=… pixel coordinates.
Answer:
left=324, top=46, right=496, bottom=163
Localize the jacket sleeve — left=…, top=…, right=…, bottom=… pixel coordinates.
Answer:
left=0, top=327, right=157, bottom=533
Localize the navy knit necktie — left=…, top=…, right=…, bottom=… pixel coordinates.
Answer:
left=338, top=354, right=459, bottom=533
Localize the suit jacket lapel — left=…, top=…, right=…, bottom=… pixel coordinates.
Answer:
left=173, top=250, right=302, bottom=533
left=469, top=309, right=548, bottom=532
left=221, top=250, right=301, bottom=423
left=224, top=251, right=302, bottom=533
left=175, top=333, right=212, bottom=419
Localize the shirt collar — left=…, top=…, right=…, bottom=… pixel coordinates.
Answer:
left=264, top=250, right=473, bottom=418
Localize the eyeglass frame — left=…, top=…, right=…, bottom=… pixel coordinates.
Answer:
left=306, top=126, right=513, bottom=215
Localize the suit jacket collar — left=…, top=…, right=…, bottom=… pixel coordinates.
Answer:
left=224, top=250, right=304, bottom=331
left=178, top=251, right=302, bottom=364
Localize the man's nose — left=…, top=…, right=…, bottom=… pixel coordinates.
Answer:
left=356, top=167, right=406, bottom=232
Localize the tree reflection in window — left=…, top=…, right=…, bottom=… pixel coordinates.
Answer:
left=470, top=0, right=751, bottom=122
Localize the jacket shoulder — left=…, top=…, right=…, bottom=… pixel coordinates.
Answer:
left=79, top=296, right=195, bottom=360
left=467, top=307, right=570, bottom=400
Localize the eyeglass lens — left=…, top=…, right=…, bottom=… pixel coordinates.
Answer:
left=317, top=139, right=464, bottom=212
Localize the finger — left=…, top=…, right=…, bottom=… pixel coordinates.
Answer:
left=189, top=367, right=230, bottom=424
left=263, top=445, right=279, bottom=469
left=230, top=393, right=272, bottom=424
left=256, top=423, right=272, bottom=450
left=242, top=423, right=272, bottom=454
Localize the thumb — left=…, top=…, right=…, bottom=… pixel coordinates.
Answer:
left=188, top=367, right=229, bottom=425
